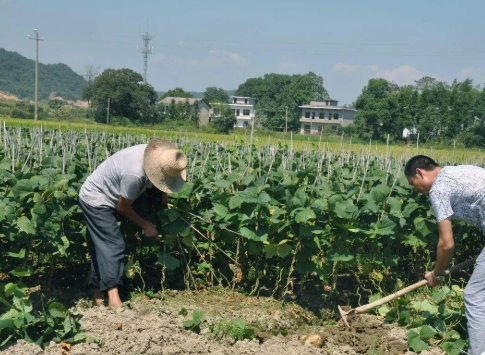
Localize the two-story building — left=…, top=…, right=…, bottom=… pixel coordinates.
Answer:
left=299, top=99, right=356, bottom=134
left=210, top=96, right=257, bottom=128
left=229, top=96, right=256, bottom=128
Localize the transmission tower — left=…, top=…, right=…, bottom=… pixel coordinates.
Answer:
left=137, top=22, right=153, bottom=83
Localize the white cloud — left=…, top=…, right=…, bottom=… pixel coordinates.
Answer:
left=374, top=65, right=431, bottom=85
left=332, top=63, right=379, bottom=73
left=222, top=51, right=247, bottom=64
left=458, top=67, right=485, bottom=80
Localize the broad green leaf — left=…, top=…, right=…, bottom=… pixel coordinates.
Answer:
left=170, top=183, right=193, bottom=199
left=408, top=329, right=428, bottom=353
left=12, top=180, right=33, bottom=198
left=403, top=202, right=419, bottom=217
left=48, top=302, right=67, bottom=318
left=447, top=330, right=461, bottom=340
left=370, top=184, right=391, bottom=204
left=193, top=310, right=204, bottom=324
left=419, top=325, right=436, bottom=340
left=233, top=318, right=245, bottom=329
left=212, top=204, right=228, bottom=218
left=183, top=319, right=195, bottom=328
left=411, top=300, right=438, bottom=314
left=387, top=197, right=402, bottom=215
left=32, top=202, right=47, bottom=215
left=10, top=267, right=33, bottom=277
left=167, top=210, right=180, bottom=223
left=229, top=195, right=243, bottom=209
left=63, top=315, right=72, bottom=334
left=441, top=340, right=465, bottom=355
left=214, top=180, right=232, bottom=189
left=329, top=251, right=354, bottom=262
left=295, top=208, right=316, bottom=223
left=16, top=216, right=36, bottom=235
left=163, top=220, right=189, bottom=236
left=157, top=253, right=181, bottom=270
left=241, top=175, right=255, bottom=186
left=239, top=227, right=261, bottom=241
left=178, top=307, right=188, bottom=316
left=0, top=319, right=14, bottom=329
left=263, top=244, right=278, bottom=258
left=257, top=192, right=271, bottom=205
left=414, top=217, right=433, bottom=237
left=7, top=249, right=26, bottom=258
left=398, top=311, right=411, bottom=326
left=378, top=305, right=390, bottom=316
left=375, top=217, right=396, bottom=236
left=277, top=244, right=293, bottom=258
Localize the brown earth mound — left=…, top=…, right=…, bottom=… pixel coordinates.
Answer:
left=3, top=291, right=445, bottom=355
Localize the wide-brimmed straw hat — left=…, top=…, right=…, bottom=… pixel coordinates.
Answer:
left=143, top=139, right=187, bottom=193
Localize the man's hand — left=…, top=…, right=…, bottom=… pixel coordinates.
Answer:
left=424, top=271, right=443, bottom=287
left=117, top=196, right=160, bottom=241
left=143, top=223, right=160, bottom=241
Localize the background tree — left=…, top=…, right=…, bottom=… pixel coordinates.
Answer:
left=81, top=65, right=100, bottom=117
left=161, top=87, right=193, bottom=99
left=86, top=68, right=159, bottom=124
left=354, top=76, right=485, bottom=146
left=235, top=72, right=329, bottom=131
left=210, top=105, right=236, bottom=134
left=203, top=87, right=229, bottom=103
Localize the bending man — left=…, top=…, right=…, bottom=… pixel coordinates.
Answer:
left=405, top=155, right=485, bottom=355
left=79, top=139, right=187, bottom=308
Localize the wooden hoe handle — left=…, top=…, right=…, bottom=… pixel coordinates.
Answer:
left=350, top=258, right=477, bottom=314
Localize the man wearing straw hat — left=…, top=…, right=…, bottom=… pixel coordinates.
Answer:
left=405, top=155, right=485, bottom=355
left=79, top=139, right=187, bottom=308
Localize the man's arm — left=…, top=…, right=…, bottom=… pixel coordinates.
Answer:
left=161, top=192, right=169, bottom=208
left=425, top=218, right=454, bottom=286
left=117, top=196, right=159, bottom=241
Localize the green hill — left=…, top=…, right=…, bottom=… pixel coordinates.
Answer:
left=0, top=48, right=85, bottom=101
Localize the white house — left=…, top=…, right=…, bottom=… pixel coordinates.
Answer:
left=299, top=99, right=356, bottom=134
left=209, top=96, right=257, bottom=128
left=230, top=96, right=256, bottom=128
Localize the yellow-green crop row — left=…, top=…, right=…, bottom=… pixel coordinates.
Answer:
left=2, top=116, right=484, bottom=165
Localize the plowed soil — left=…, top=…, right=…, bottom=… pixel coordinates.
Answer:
left=3, top=290, right=445, bottom=355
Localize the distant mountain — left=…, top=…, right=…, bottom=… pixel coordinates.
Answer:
left=0, top=48, right=85, bottom=101
left=157, top=90, right=236, bottom=100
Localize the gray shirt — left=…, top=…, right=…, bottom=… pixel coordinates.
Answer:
left=429, top=165, right=485, bottom=233
left=79, top=144, right=152, bottom=208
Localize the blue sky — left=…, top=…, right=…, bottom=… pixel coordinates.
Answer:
left=1, top=0, right=485, bottom=104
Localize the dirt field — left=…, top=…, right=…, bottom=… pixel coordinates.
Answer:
left=3, top=290, right=445, bottom=355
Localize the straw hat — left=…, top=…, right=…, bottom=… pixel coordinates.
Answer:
left=143, top=139, right=187, bottom=193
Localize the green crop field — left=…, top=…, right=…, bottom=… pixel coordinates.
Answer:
left=0, top=121, right=481, bottom=352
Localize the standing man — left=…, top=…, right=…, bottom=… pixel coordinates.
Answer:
left=405, top=155, right=485, bottom=355
left=79, top=139, right=187, bottom=308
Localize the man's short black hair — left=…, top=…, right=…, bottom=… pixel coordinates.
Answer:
left=404, top=155, right=439, bottom=177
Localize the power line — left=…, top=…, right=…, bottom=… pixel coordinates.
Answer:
left=28, top=29, right=43, bottom=121
left=41, top=36, right=485, bottom=57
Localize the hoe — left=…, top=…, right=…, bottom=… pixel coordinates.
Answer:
left=338, top=258, right=477, bottom=328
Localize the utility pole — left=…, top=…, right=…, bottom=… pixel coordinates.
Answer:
left=285, top=106, right=288, bottom=133
left=106, top=98, right=110, bottom=125
left=137, top=21, right=153, bottom=83
left=29, top=29, right=43, bottom=120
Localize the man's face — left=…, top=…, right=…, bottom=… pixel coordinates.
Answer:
left=407, top=173, right=431, bottom=195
